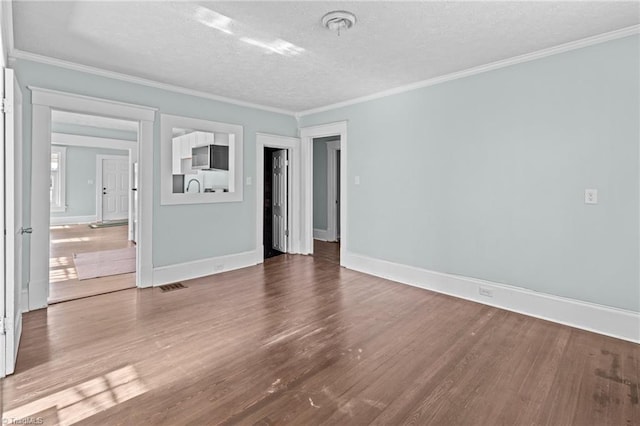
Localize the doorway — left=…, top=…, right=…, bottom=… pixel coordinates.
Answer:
left=300, top=121, right=347, bottom=262
left=255, top=133, right=301, bottom=262
left=311, top=136, right=341, bottom=264
left=263, top=147, right=287, bottom=259
left=48, top=111, right=139, bottom=303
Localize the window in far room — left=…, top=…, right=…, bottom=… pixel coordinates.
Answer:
left=50, top=145, right=67, bottom=212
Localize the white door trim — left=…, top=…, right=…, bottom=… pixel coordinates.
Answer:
left=29, top=87, right=156, bottom=310
left=96, top=154, right=129, bottom=223
left=326, top=140, right=341, bottom=242
left=30, top=86, right=156, bottom=122
left=256, top=133, right=301, bottom=263
left=300, top=121, right=348, bottom=262
left=52, top=132, right=137, bottom=150
left=2, top=67, right=23, bottom=377
left=0, top=70, right=7, bottom=375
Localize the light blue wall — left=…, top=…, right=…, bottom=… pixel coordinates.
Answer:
left=14, top=58, right=298, bottom=269
left=300, top=35, right=640, bottom=312
left=51, top=145, right=128, bottom=218
left=313, top=139, right=328, bottom=230
left=313, top=136, right=340, bottom=231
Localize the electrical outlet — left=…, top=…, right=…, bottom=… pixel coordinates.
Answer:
left=479, top=287, right=493, bottom=297
left=585, top=189, right=598, bottom=204
left=215, top=264, right=224, bottom=272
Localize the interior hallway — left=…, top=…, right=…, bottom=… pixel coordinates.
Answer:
left=49, top=223, right=135, bottom=303
left=4, top=242, right=637, bottom=425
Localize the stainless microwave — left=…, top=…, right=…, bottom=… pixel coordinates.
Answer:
left=192, top=145, right=229, bottom=171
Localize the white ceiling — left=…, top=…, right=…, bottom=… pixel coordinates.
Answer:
left=12, top=1, right=640, bottom=113
left=51, top=110, right=138, bottom=132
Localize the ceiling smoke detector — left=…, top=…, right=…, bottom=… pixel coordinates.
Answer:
left=322, top=11, right=356, bottom=35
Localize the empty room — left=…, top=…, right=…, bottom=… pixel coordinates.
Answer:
left=0, top=1, right=638, bottom=425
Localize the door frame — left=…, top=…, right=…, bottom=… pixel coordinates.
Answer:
left=2, top=67, right=22, bottom=377
left=29, top=87, right=156, bottom=310
left=0, top=70, right=6, bottom=378
left=300, top=121, right=348, bottom=262
left=326, top=140, right=341, bottom=243
left=96, top=154, right=130, bottom=223
left=256, top=133, right=301, bottom=263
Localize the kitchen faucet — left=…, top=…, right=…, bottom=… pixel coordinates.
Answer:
left=186, top=178, right=201, bottom=193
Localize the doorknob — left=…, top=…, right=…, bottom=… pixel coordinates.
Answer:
left=20, top=227, right=32, bottom=234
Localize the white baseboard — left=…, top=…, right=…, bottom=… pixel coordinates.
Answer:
left=21, top=288, right=29, bottom=313
left=50, top=215, right=96, bottom=225
left=313, top=228, right=329, bottom=241
left=152, top=250, right=259, bottom=286
left=343, top=251, right=640, bottom=344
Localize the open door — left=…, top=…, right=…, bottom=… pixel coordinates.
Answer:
left=2, top=68, right=24, bottom=377
left=272, top=149, right=288, bottom=253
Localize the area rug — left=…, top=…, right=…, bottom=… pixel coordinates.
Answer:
left=73, top=247, right=136, bottom=280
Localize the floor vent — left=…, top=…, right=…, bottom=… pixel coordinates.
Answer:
left=159, top=282, right=187, bottom=292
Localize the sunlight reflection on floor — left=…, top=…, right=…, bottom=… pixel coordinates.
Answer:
left=3, top=365, right=148, bottom=425
left=50, top=237, right=90, bottom=244
left=49, top=256, right=78, bottom=283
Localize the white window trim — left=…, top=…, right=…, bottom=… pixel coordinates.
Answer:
left=50, top=145, right=66, bottom=212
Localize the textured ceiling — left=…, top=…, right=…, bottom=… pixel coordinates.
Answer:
left=13, top=1, right=640, bottom=112
left=52, top=110, right=138, bottom=131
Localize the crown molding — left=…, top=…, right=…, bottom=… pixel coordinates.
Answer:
left=296, top=24, right=640, bottom=118
left=7, top=23, right=638, bottom=118
left=9, top=48, right=297, bottom=117
left=1, top=0, right=14, bottom=67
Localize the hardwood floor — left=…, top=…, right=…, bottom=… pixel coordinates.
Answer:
left=313, top=239, right=340, bottom=265
left=4, top=244, right=638, bottom=425
left=49, top=224, right=135, bottom=303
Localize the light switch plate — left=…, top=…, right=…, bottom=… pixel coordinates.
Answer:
left=585, top=189, right=598, bottom=204
left=354, top=176, right=360, bottom=185
left=246, top=177, right=252, bottom=186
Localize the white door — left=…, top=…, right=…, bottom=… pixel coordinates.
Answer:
left=2, top=68, right=24, bottom=377
left=102, top=157, right=129, bottom=221
left=272, top=150, right=288, bottom=252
